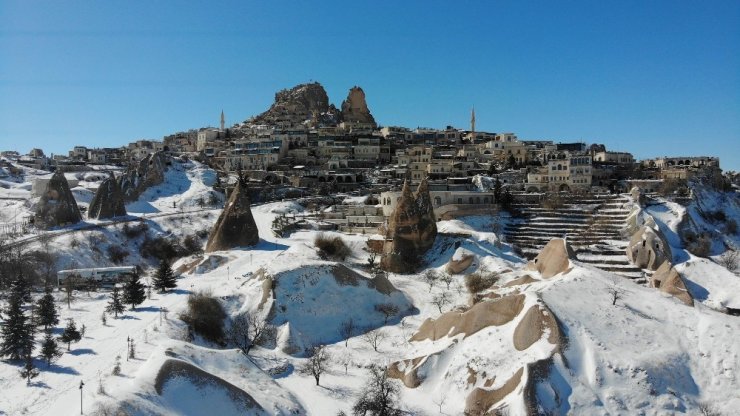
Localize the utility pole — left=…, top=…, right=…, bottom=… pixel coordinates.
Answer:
left=79, top=380, right=85, bottom=414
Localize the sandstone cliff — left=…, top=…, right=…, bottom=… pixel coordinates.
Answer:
left=119, top=151, right=169, bottom=202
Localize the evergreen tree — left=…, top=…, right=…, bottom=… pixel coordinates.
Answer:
left=39, top=331, right=61, bottom=366
left=59, top=319, right=81, bottom=351
left=152, top=260, right=177, bottom=293
left=35, top=285, right=59, bottom=330
left=106, top=286, right=126, bottom=318
left=0, top=276, right=35, bottom=360
left=122, top=274, right=146, bottom=310
left=19, top=352, right=39, bottom=385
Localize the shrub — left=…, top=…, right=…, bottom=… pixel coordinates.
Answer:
left=122, top=222, right=148, bottom=239
left=140, top=235, right=178, bottom=261
left=181, top=234, right=203, bottom=256
left=684, top=232, right=712, bottom=257
left=180, top=291, right=226, bottom=344
left=725, top=219, right=737, bottom=235
left=314, top=233, right=351, bottom=261
left=107, top=245, right=129, bottom=264
left=718, top=250, right=739, bottom=273
left=464, top=271, right=499, bottom=294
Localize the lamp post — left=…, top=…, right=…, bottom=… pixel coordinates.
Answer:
left=79, top=380, right=85, bottom=415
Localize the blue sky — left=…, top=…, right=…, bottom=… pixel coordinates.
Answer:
left=1, top=1, right=738, bottom=170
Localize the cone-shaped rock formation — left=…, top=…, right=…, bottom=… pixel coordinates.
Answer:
left=382, top=178, right=438, bottom=273
left=205, top=175, right=259, bottom=252
left=34, top=172, right=82, bottom=229
left=88, top=175, right=127, bottom=219
left=119, top=151, right=169, bottom=202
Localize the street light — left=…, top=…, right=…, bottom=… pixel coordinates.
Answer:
left=79, top=380, right=85, bottom=415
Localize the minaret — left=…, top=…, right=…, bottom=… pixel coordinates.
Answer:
left=220, top=110, right=225, bottom=131
left=470, top=107, right=476, bottom=142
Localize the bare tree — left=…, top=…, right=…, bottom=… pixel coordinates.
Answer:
left=300, top=345, right=331, bottom=386
left=439, top=272, right=453, bottom=290
left=698, top=403, right=721, bottom=416
left=227, top=311, right=274, bottom=355
left=340, top=317, right=356, bottom=347
left=422, top=270, right=438, bottom=291
left=64, top=275, right=78, bottom=309
left=352, top=365, right=402, bottom=416
left=375, top=303, right=399, bottom=324
left=362, top=329, right=386, bottom=352
left=338, top=351, right=353, bottom=375
left=718, top=250, right=739, bottom=273
left=608, top=277, right=626, bottom=306
left=432, top=292, right=451, bottom=313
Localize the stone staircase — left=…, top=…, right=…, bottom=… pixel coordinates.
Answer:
left=505, top=194, right=646, bottom=282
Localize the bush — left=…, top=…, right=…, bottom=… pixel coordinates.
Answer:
left=684, top=231, right=712, bottom=257
left=180, top=291, right=226, bottom=344
left=140, top=235, right=179, bottom=261
left=718, top=250, right=739, bottom=273
left=725, top=219, right=737, bottom=235
left=122, top=222, right=148, bottom=239
left=314, top=233, right=351, bottom=261
left=181, top=234, right=203, bottom=256
left=464, top=271, right=499, bottom=294
left=107, top=245, right=129, bottom=264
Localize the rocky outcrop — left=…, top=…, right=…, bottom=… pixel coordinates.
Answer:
left=119, top=151, right=169, bottom=202
left=88, top=175, right=126, bottom=219
left=651, top=261, right=694, bottom=306
left=248, top=82, right=339, bottom=127
left=33, top=172, right=82, bottom=229
left=626, top=225, right=671, bottom=271
left=446, top=250, right=476, bottom=274
left=205, top=176, right=259, bottom=252
left=381, top=178, right=438, bottom=273
left=154, top=359, right=265, bottom=413
left=410, top=294, right=526, bottom=342
left=525, top=238, right=575, bottom=278
left=340, top=86, right=376, bottom=126
left=513, top=304, right=561, bottom=351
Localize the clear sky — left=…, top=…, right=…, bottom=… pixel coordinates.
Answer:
left=1, top=1, right=738, bottom=170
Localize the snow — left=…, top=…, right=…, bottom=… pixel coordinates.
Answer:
left=1, top=160, right=740, bottom=415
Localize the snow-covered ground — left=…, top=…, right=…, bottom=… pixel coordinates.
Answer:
left=2, top=159, right=740, bottom=415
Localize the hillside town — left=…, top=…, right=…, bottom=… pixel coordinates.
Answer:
left=2, top=82, right=728, bottom=203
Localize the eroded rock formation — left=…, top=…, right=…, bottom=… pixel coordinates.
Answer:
left=340, top=86, right=376, bottom=126
left=381, top=178, right=438, bottom=273
left=34, top=172, right=82, bottom=229
left=650, top=260, right=694, bottom=306
left=524, top=238, right=575, bottom=278
left=119, top=151, right=169, bottom=202
left=410, top=294, right=526, bottom=341
left=627, top=225, right=671, bottom=271
left=248, top=82, right=338, bottom=126
left=88, top=175, right=126, bottom=219
left=205, top=175, right=259, bottom=252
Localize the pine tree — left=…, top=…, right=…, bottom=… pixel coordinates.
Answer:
left=59, top=319, right=81, bottom=351
left=19, top=352, right=39, bottom=385
left=39, top=331, right=61, bottom=366
left=122, top=274, right=146, bottom=310
left=0, top=276, right=35, bottom=360
left=36, top=285, right=59, bottom=330
left=152, top=260, right=177, bottom=293
left=106, top=286, right=126, bottom=318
